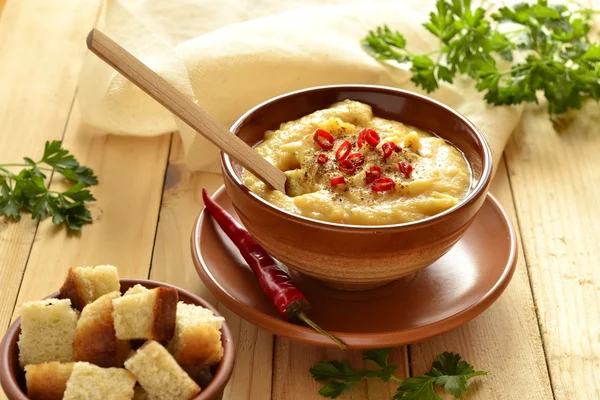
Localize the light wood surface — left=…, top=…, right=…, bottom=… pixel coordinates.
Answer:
left=1, top=1, right=598, bottom=399
left=0, top=0, right=102, bottom=335
left=504, top=105, right=600, bottom=399
left=86, top=28, right=288, bottom=193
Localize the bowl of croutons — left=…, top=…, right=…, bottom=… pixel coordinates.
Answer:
left=0, top=265, right=235, bottom=400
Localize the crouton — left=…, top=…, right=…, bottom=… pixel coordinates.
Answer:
left=18, top=299, right=78, bottom=366
left=24, top=362, right=74, bottom=400
left=59, top=265, right=120, bottom=311
left=62, top=362, right=136, bottom=400
left=124, top=341, right=200, bottom=400
left=167, top=302, right=224, bottom=365
left=112, top=287, right=177, bottom=340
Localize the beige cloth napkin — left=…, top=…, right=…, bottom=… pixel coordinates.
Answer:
left=78, top=0, right=522, bottom=173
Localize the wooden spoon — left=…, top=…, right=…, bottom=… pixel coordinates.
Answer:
left=86, top=28, right=288, bottom=193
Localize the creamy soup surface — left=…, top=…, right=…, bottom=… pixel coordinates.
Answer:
left=243, top=100, right=471, bottom=225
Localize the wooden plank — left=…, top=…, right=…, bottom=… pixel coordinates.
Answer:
left=410, top=160, right=553, bottom=399
left=11, top=104, right=171, bottom=316
left=504, top=104, right=600, bottom=399
left=149, top=134, right=274, bottom=399
left=273, top=341, right=408, bottom=399
left=0, top=0, right=102, bottom=335
left=219, top=306, right=274, bottom=400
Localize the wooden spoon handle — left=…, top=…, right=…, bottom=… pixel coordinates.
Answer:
left=86, top=28, right=287, bottom=193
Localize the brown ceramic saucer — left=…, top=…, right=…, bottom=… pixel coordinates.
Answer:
left=192, top=187, right=517, bottom=349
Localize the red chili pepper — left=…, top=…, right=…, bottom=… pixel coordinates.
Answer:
left=317, top=153, right=328, bottom=164
left=330, top=176, right=345, bottom=185
left=381, top=142, right=397, bottom=159
left=338, top=160, right=357, bottom=175
left=335, top=140, right=352, bottom=161
left=313, top=129, right=334, bottom=150
left=398, top=162, right=414, bottom=178
left=201, top=189, right=347, bottom=350
left=365, top=165, right=381, bottom=184
left=364, top=129, right=381, bottom=147
left=347, top=152, right=364, bottom=166
left=357, top=129, right=367, bottom=149
left=371, top=177, right=396, bottom=192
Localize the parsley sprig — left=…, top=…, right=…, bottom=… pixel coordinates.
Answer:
left=0, top=140, right=98, bottom=230
left=363, top=0, right=600, bottom=114
left=310, top=349, right=486, bottom=399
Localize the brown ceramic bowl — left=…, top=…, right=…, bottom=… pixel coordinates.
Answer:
left=0, top=279, right=235, bottom=400
left=221, top=85, right=493, bottom=291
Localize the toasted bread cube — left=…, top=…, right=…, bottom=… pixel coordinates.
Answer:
left=63, top=362, right=136, bottom=400
left=25, top=362, right=74, bottom=400
left=167, top=302, right=224, bottom=365
left=123, top=284, right=149, bottom=296
left=124, top=341, right=200, bottom=400
left=112, top=287, right=178, bottom=340
left=18, top=298, right=78, bottom=366
left=59, top=265, right=120, bottom=311
left=73, top=291, right=131, bottom=367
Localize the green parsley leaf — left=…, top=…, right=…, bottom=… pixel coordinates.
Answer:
left=393, top=375, right=439, bottom=400
left=394, top=352, right=487, bottom=400
left=0, top=178, right=22, bottom=221
left=62, top=183, right=96, bottom=203
left=30, top=194, right=48, bottom=220
left=63, top=201, right=93, bottom=231
left=311, top=350, right=485, bottom=400
left=317, top=381, right=354, bottom=398
left=311, top=360, right=355, bottom=382
left=362, top=0, right=600, bottom=114
left=42, top=140, right=78, bottom=169
left=582, top=43, right=600, bottom=61
left=310, top=353, right=399, bottom=398
left=410, top=55, right=438, bottom=92
left=363, top=25, right=410, bottom=62
left=2, top=198, right=22, bottom=220
left=363, top=348, right=392, bottom=369
left=55, top=165, right=98, bottom=186
left=0, top=140, right=97, bottom=230
left=436, top=65, right=454, bottom=83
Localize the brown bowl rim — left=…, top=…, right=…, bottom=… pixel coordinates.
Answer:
left=0, top=278, right=235, bottom=400
left=191, top=190, right=517, bottom=348
left=221, top=84, right=493, bottom=231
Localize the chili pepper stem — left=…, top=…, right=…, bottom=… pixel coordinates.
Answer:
left=297, top=311, right=348, bottom=351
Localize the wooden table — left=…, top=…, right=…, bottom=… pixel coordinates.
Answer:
left=1, top=1, right=598, bottom=399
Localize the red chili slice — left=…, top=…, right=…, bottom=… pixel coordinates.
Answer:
left=371, top=177, right=396, bottom=192
left=330, top=176, right=345, bottom=185
left=398, top=162, right=414, bottom=178
left=335, top=140, right=352, bottom=161
left=364, top=129, right=381, bottom=147
left=394, top=144, right=403, bottom=152
left=365, top=165, right=382, bottom=184
left=338, top=159, right=357, bottom=175
left=347, top=152, right=364, bottom=166
left=316, top=153, right=328, bottom=164
left=382, top=142, right=396, bottom=159
left=313, top=129, right=334, bottom=150
left=357, top=129, right=367, bottom=149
